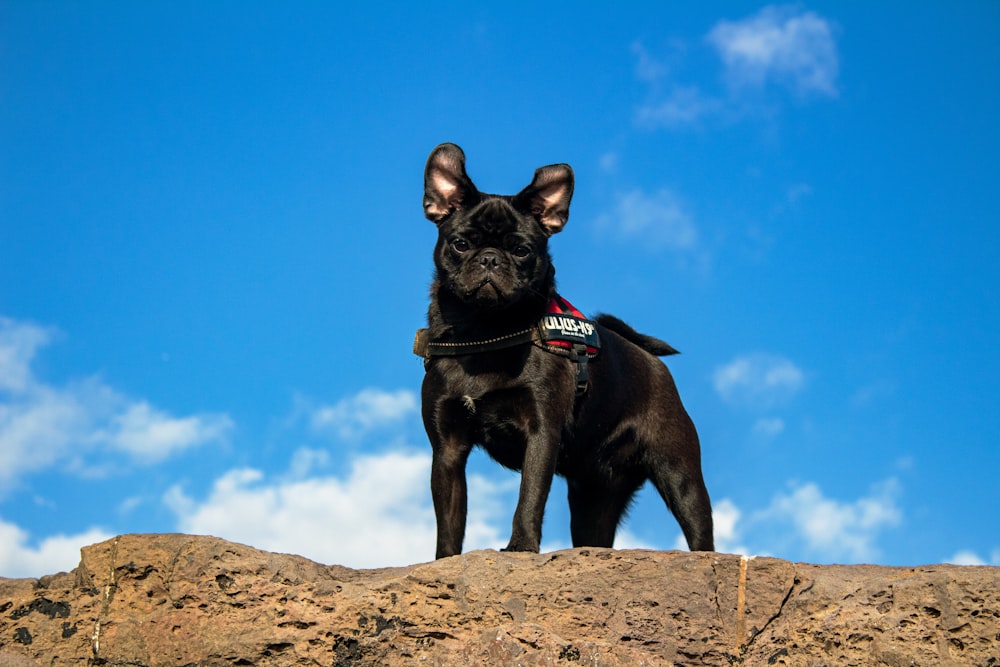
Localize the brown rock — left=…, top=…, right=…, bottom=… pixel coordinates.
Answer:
left=0, top=534, right=997, bottom=665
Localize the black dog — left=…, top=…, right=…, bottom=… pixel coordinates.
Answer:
left=415, top=143, right=713, bottom=558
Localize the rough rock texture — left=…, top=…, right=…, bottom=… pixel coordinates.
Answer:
left=0, top=534, right=997, bottom=666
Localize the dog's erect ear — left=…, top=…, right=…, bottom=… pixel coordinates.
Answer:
left=423, top=143, right=478, bottom=223
left=515, top=163, right=574, bottom=235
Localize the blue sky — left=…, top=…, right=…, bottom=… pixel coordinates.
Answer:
left=2, top=2, right=998, bottom=578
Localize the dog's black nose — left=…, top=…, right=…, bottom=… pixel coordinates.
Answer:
left=479, top=251, right=502, bottom=270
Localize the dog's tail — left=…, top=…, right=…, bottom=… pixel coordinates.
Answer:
left=595, top=314, right=679, bottom=356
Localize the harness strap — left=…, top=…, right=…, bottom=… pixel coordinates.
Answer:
left=570, top=343, right=591, bottom=396
left=413, top=327, right=535, bottom=357
left=414, top=295, right=601, bottom=396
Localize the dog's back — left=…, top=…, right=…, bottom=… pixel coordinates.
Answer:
left=595, top=313, right=679, bottom=357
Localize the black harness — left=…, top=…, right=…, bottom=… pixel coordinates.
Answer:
left=413, top=295, right=601, bottom=396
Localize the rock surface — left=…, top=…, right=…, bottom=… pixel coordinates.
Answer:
left=0, top=534, right=997, bottom=666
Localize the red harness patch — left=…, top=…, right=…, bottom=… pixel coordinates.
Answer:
left=541, top=295, right=601, bottom=356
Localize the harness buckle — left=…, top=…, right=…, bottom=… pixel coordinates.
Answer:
left=570, top=343, right=591, bottom=396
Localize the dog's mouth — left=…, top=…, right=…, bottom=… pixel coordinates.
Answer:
left=471, top=277, right=504, bottom=304
left=454, top=274, right=515, bottom=308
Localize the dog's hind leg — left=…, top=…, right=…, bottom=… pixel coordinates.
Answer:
left=645, top=415, right=715, bottom=551
left=567, top=476, right=643, bottom=548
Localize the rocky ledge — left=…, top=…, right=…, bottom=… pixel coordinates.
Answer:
left=0, top=534, right=997, bottom=666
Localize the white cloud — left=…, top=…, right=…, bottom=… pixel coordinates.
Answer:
left=166, top=449, right=512, bottom=568
left=711, top=498, right=748, bottom=554
left=308, top=388, right=418, bottom=440
left=102, top=401, right=233, bottom=464
left=613, top=528, right=658, bottom=551
left=0, top=317, right=232, bottom=486
left=597, top=188, right=698, bottom=251
left=0, top=515, right=112, bottom=578
left=286, top=447, right=332, bottom=479
left=946, top=549, right=1000, bottom=566
left=0, top=382, right=97, bottom=481
left=708, top=5, right=839, bottom=98
left=947, top=550, right=986, bottom=566
left=713, top=353, right=805, bottom=408
left=757, top=479, right=902, bottom=563
left=464, top=472, right=516, bottom=551
left=666, top=482, right=901, bottom=564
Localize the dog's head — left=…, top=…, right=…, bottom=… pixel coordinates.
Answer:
left=423, top=143, right=574, bottom=310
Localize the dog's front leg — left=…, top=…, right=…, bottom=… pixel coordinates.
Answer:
left=430, top=439, right=472, bottom=559
left=504, top=429, right=559, bottom=552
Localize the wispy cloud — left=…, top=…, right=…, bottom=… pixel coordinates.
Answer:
left=757, top=479, right=902, bottom=563
left=713, top=353, right=805, bottom=408
left=596, top=187, right=699, bottom=252
left=631, top=40, right=673, bottom=83
left=0, top=317, right=233, bottom=486
left=708, top=5, right=839, bottom=98
left=752, top=417, right=786, bottom=438
left=0, top=318, right=52, bottom=393
left=634, top=86, right=724, bottom=130
left=634, top=5, right=839, bottom=129
left=850, top=379, right=897, bottom=408
left=304, top=388, right=419, bottom=441
left=166, top=449, right=511, bottom=568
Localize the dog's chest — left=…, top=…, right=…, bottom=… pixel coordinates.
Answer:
left=454, top=390, right=535, bottom=471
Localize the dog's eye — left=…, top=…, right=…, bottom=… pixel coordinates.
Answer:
left=451, top=239, right=470, bottom=253
left=512, top=245, right=531, bottom=258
